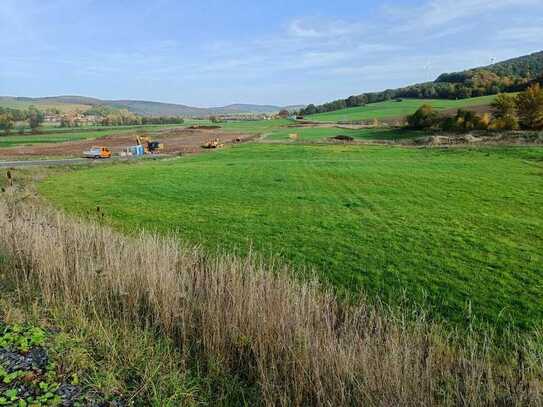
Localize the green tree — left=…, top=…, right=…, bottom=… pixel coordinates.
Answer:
left=27, top=106, right=44, bottom=133
left=303, top=104, right=317, bottom=116
left=516, top=83, right=543, bottom=129
left=0, top=113, right=14, bottom=135
left=407, top=104, right=440, bottom=129
left=455, top=109, right=479, bottom=131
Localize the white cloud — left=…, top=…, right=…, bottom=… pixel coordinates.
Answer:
left=497, top=26, right=543, bottom=43
left=287, top=18, right=365, bottom=39
left=384, top=0, right=540, bottom=29
left=2, top=0, right=542, bottom=105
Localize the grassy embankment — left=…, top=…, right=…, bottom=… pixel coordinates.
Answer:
left=39, top=143, right=543, bottom=332
left=307, top=95, right=498, bottom=122
left=1, top=189, right=542, bottom=405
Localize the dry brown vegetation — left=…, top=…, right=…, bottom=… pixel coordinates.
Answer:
left=0, top=189, right=542, bottom=406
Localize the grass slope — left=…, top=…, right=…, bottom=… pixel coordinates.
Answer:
left=39, top=144, right=543, bottom=330
left=308, top=95, right=498, bottom=122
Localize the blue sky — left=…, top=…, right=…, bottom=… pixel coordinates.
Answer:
left=1, top=0, right=542, bottom=107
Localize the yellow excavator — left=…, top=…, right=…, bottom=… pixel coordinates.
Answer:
left=202, top=138, right=224, bottom=149
left=136, top=135, right=163, bottom=154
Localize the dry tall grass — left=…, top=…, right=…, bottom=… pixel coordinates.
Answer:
left=0, top=191, right=541, bottom=406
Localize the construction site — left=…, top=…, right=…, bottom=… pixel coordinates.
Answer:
left=0, top=127, right=255, bottom=159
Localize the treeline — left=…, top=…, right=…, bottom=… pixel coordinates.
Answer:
left=0, top=106, right=44, bottom=134
left=60, top=106, right=185, bottom=127
left=96, top=109, right=184, bottom=127
left=406, top=84, right=543, bottom=132
left=0, top=104, right=185, bottom=135
left=300, top=51, right=543, bottom=116
left=300, top=77, right=538, bottom=117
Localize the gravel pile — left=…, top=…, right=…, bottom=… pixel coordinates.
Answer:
left=0, top=320, right=124, bottom=406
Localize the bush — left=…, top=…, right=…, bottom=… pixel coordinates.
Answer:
left=407, top=104, right=440, bottom=129
left=439, top=110, right=490, bottom=132
left=491, top=116, right=519, bottom=131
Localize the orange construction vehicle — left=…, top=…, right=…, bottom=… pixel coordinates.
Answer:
left=84, top=146, right=112, bottom=159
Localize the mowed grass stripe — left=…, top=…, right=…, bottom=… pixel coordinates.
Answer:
left=39, top=144, right=543, bottom=330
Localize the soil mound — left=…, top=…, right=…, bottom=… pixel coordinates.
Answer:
left=331, top=135, right=354, bottom=142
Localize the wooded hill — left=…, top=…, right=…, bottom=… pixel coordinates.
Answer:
left=301, top=51, right=543, bottom=116
left=0, top=96, right=304, bottom=117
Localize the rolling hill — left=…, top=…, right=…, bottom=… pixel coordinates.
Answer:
left=302, top=50, right=543, bottom=117
left=0, top=96, right=303, bottom=117
left=307, top=95, right=498, bottom=123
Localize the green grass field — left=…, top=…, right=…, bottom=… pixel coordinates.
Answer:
left=39, top=143, right=543, bottom=331
left=183, top=119, right=420, bottom=142
left=37, top=123, right=182, bottom=134
left=264, top=127, right=422, bottom=142
left=218, top=119, right=291, bottom=133
left=307, top=95, right=498, bottom=122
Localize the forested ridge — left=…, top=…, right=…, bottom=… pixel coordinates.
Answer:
left=301, top=51, right=543, bottom=116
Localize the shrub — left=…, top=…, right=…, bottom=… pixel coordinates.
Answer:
left=491, top=116, right=519, bottom=131
left=439, top=109, right=489, bottom=132
left=407, top=104, right=440, bottom=129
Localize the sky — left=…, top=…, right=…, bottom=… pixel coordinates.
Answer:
left=1, top=0, right=542, bottom=107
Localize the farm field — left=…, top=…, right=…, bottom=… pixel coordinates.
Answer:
left=39, top=143, right=543, bottom=331
left=38, top=123, right=183, bottom=134
left=215, top=118, right=291, bottom=134
left=307, top=95, right=498, bottom=122
left=0, top=124, right=184, bottom=148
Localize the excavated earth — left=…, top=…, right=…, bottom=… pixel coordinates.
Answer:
left=0, top=128, right=255, bottom=158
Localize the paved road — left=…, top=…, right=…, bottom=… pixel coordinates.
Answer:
left=0, top=158, right=110, bottom=168
left=0, top=155, right=174, bottom=168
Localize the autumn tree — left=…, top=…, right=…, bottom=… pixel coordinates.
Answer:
left=491, top=93, right=519, bottom=130
left=516, top=83, right=543, bottom=129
